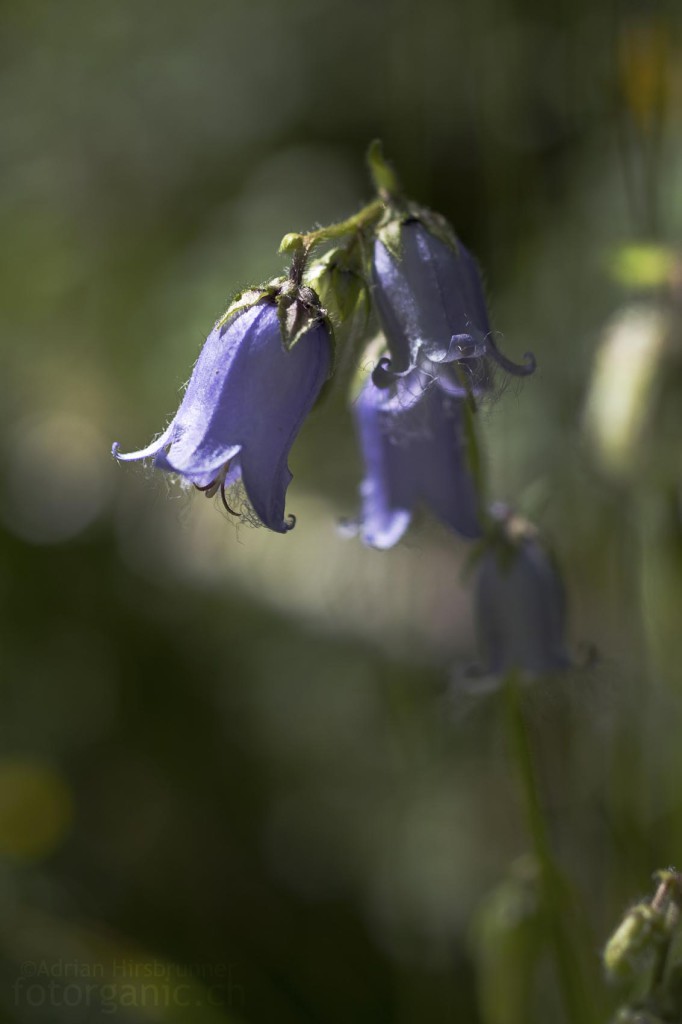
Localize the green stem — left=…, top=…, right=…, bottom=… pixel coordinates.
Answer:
left=460, top=392, right=488, bottom=531
left=649, top=930, right=672, bottom=996
left=648, top=872, right=681, bottom=996
left=504, top=674, right=594, bottom=1024
left=279, top=199, right=385, bottom=257
left=366, top=139, right=402, bottom=201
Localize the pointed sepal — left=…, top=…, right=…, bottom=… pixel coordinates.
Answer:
left=305, top=247, right=367, bottom=326
left=216, top=284, right=280, bottom=332
left=275, top=282, right=327, bottom=350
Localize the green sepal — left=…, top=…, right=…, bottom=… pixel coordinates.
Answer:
left=305, top=247, right=367, bottom=326
left=409, top=202, right=460, bottom=253
left=275, top=283, right=336, bottom=377
left=375, top=202, right=461, bottom=262
left=375, top=216, right=404, bottom=261
left=366, top=139, right=402, bottom=200
left=215, top=283, right=281, bottom=332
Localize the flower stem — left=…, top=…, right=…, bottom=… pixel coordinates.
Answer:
left=460, top=393, right=488, bottom=531
left=279, top=199, right=385, bottom=257
left=366, top=139, right=402, bottom=200
left=648, top=871, right=681, bottom=995
left=504, top=674, right=595, bottom=1024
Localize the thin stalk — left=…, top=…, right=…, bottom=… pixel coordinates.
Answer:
left=504, top=674, right=595, bottom=1024
left=649, top=928, right=672, bottom=996
left=648, top=872, right=681, bottom=996
left=279, top=199, right=385, bottom=257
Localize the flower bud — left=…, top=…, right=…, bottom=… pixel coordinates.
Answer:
left=604, top=870, right=682, bottom=984
left=604, top=902, right=669, bottom=983
left=470, top=856, right=545, bottom=1024
left=474, top=506, right=572, bottom=677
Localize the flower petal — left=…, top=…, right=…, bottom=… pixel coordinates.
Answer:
left=352, top=380, right=414, bottom=548
left=351, top=364, right=482, bottom=547
left=112, top=420, right=177, bottom=463
left=371, top=240, right=417, bottom=374
left=373, top=222, right=493, bottom=368
left=236, top=317, right=331, bottom=532
left=412, top=395, right=482, bottom=539
left=475, top=537, right=572, bottom=676
left=156, top=303, right=268, bottom=480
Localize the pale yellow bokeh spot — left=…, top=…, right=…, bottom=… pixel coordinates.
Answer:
left=584, top=305, right=668, bottom=479
left=610, top=244, right=678, bottom=290
left=0, top=760, right=73, bottom=861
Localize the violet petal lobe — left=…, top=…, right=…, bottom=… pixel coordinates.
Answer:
left=151, top=303, right=265, bottom=484
left=235, top=316, right=331, bottom=532
left=372, top=221, right=492, bottom=370
left=475, top=531, right=572, bottom=677
left=350, top=360, right=483, bottom=548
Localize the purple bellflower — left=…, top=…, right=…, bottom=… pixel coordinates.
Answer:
left=474, top=506, right=572, bottom=677
left=344, top=348, right=483, bottom=549
left=372, top=218, right=536, bottom=388
left=113, top=295, right=332, bottom=533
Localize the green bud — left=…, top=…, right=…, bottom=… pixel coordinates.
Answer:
left=470, top=856, right=546, bottom=1024
left=604, top=872, right=682, bottom=986
left=279, top=232, right=306, bottom=254
left=604, top=902, right=669, bottom=983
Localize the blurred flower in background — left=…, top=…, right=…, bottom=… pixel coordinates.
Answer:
left=1, top=1, right=682, bottom=1023
left=474, top=504, right=573, bottom=678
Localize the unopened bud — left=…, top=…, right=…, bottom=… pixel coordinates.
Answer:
left=604, top=870, right=682, bottom=983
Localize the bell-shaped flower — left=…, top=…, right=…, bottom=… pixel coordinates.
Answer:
left=343, top=348, right=483, bottom=549
left=372, top=217, right=536, bottom=387
left=474, top=506, right=572, bottom=677
left=113, top=296, right=332, bottom=533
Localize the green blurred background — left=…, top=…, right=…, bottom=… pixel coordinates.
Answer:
left=1, top=0, right=681, bottom=1020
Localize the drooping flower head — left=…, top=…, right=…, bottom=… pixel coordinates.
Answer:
left=112, top=284, right=332, bottom=533
left=474, top=504, right=572, bottom=677
left=343, top=341, right=484, bottom=549
left=371, top=214, right=536, bottom=391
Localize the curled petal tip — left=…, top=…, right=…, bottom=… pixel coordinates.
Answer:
left=520, top=351, right=537, bottom=374
left=485, top=335, right=537, bottom=377
left=371, top=356, right=414, bottom=389
left=111, top=442, right=121, bottom=459
left=284, top=513, right=297, bottom=532
left=371, top=356, right=395, bottom=389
